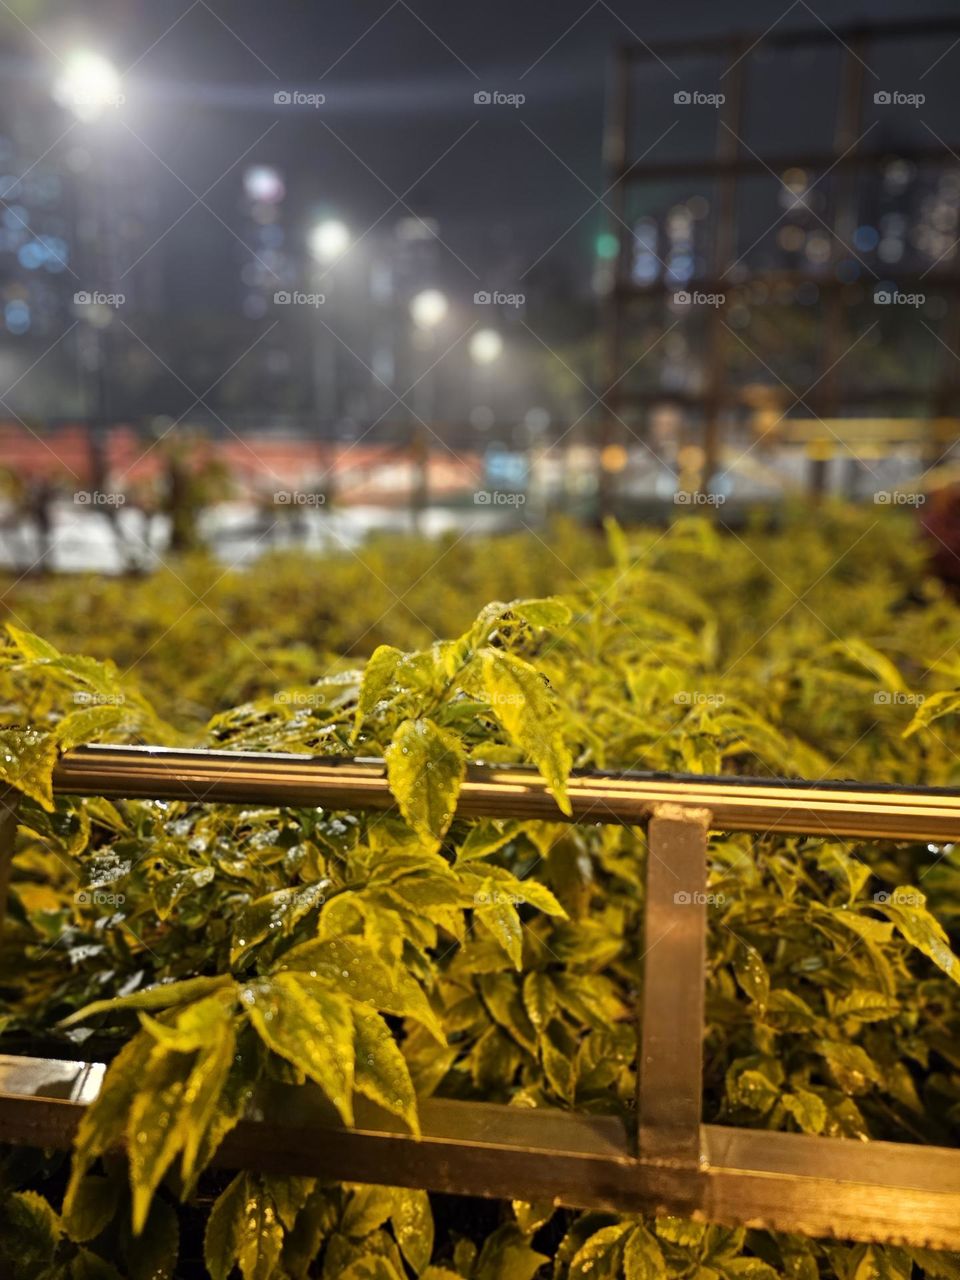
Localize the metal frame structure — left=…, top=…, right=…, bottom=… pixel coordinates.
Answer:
left=1, top=744, right=960, bottom=1248
left=600, top=17, right=960, bottom=503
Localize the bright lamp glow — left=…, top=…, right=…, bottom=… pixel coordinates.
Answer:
left=243, top=165, right=285, bottom=205
left=308, top=219, right=350, bottom=263
left=470, top=328, right=503, bottom=364
left=53, top=50, right=123, bottom=122
left=409, top=288, right=448, bottom=330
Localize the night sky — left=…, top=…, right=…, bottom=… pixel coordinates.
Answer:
left=18, top=0, right=960, bottom=297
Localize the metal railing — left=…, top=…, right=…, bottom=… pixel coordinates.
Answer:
left=1, top=744, right=959, bottom=1249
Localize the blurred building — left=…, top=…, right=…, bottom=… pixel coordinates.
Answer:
left=0, top=30, right=164, bottom=424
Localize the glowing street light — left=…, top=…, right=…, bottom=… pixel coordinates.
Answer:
left=409, top=288, right=448, bottom=331
left=53, top=50, right=123, bottom=122
left=469, top=328, right=503, bottom=365
left=243, top=165, right=285, bottom=205
left=308, top=219, right=350, bottom=263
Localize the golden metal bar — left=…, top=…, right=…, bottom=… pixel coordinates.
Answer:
left=2, top=1057, right=960, bottom=1249
left=52, top=745, right=960, bottom=842
left=638, top=807, right=709, bottom=1165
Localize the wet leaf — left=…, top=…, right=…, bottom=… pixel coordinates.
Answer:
left=385, top=717, right=465, bottom=847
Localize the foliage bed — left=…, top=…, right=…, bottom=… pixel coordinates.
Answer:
left=0, top=521, right=604, bottom=726
left=0, top=510, right=959, bottom=1278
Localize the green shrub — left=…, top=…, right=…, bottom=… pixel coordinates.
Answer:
left=0, top=510, right=958, bottom=1278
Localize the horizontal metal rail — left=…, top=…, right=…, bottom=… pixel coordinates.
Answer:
left=0, top=743, right=953, bottom=1248
left=2, top=1059, right=959, bottom=1249
left=52, top=745, right=960, bottom=841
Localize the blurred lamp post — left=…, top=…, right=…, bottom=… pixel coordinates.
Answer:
left=307, top=219, right=351, bottom=431
left=407, top=290, right=448, bottom=526
left=407, top=288, right=448, bottom=422
left=408, top=287, right=448, bottom=417
left=469, top=329, right=503, bottom=447
left=53, top=51, right=123, bottom=500
left=469, top=328, right=503, bottom=365
left=307, top=218, right=350, bottom=265
left=409, top=288, right=448, bottom=331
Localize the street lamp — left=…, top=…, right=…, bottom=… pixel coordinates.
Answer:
left=308, top=219, right=350, bottom=264
left=409, top=288, right=448, bottom=330
left=469, top=328, right=503, bottom=365
left=53, top=50, right=123, bottom=123
left=407, top=290, right=448, bottom=524
left=53, top=51, right=124, bottom=498
left=305, top=221, right=350, bottom=434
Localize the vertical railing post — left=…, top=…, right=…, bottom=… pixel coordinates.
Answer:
left=637, top=803, right=710, bottom=1165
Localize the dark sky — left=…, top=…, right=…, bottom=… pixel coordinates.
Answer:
left=106, top=0, right=960, bottom=282
left=14, top=0, right=960, bottom=300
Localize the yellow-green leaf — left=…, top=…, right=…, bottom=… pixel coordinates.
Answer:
left=509, top=598, right=572, bottom=630
left=474, top=1224, right=549, bottom=1280
left=242, top=972, right=355, bottom=1123
left=276, top=936, right=446, bottom=1044
left=872, top=887, right=960, bottom=985
left=64, top=1032, right=155, bottom=1220
left=204, top=1172, right=246, bottom=1280
left=62, top=1173, right=118, bottom=1243
left=480, top=648, right=572, bottom=814
left=205, top=1172, right=283, bottom=1280
left=352, top=644, right=404, bottom=742
left=385, top=717, right=466, bottom=847
left=782, top=1089, right=828, bottom=1134
left=61, top=974, right=235, bottom=1028
left=230, top=880, right=330, bottom=965
left=474, top=879, right=523, bottom=970
left=522, top=972, right=557, bottom=1031
left=353, top=1004, right=420, bottom=1135
left=391, top=1188, right=434, bottom=1275
left=0, top=728, right=57, bottom=811
left=127, top=1044, right=196, bottom=1233
left=623, top=1225, right=666, bottom=1280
